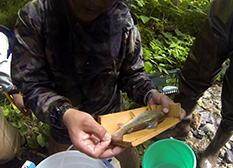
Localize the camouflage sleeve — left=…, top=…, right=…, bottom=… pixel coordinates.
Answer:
left=11, top=2, right=72, bottom=127
left=118, top=18, right=156, bottom=105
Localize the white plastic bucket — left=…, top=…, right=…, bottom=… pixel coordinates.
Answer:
left=36, top=150, right=108, bottom=168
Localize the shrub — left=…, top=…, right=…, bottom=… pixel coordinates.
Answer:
left=0, top=0, right=30, bottom=30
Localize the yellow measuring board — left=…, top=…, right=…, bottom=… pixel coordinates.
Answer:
left=98, top=103, right=181, bottom=147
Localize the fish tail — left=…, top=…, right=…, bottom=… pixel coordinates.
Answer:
left=111, top=135, right=123, bottom=142
left=111, top=131, right=124, bottom=142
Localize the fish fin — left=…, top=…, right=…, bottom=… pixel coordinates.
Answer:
left=147, top=104, right=152, bottom=110
left=147, top=122, right=158, bottom=129
left=111, top=136, right=123, bottom=142
left=117, top=122, right=125, bottom=128
left=111, top=132, right=124, bottom=142
left=129, top=111, right=136, bottom=118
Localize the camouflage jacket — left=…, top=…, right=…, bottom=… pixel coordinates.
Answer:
left=12, top=0, right=156, bottom=143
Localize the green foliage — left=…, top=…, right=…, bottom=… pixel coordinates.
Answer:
left=130, top=0, right=212, bottom=74
left=0, top=0, right=30, bottom=30
left=0, top=0, right=49, bottom=154
left=1, top=97, right=50, bottom=151
left=143, top=29, right=195, bottom=73
left=122, top=92, right=141, bottom=110
left=131, top=0, right=212, bottom=36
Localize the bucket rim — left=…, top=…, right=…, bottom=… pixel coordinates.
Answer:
left=36, top=150, right=105, bottom=168
left=142, top=138, right=197, bottom=168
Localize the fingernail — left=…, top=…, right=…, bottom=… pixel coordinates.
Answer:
left=103, top=132, right=111, bottom=140
left=163, top=107, right=169, bottom=113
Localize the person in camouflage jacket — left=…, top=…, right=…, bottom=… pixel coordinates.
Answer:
left=11, top=0, right=185, bottom=164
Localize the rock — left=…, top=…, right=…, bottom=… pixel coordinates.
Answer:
left=202, top=91, right=212, bottom=99
left=226, top=142, right=232, bottom=150
left=182, top=83, right=233, bottom=168
left=191, top=113, right=202, bottom=130
left=224, top=150, right=233, bottom=164
left=195, top=106, right=204, bottom=113
left=201, top=123, right=216, bottom=140
left=216, top=118, right=222, bottom=127
left=230, top=136, right=233, bottom=142
left=200, top=111, right=214, bottom=125
left=202, top=99, right=214, bottom=110
left=192, top=129, right=205, bottom=139
left=219, top=147, right=226, bottom=158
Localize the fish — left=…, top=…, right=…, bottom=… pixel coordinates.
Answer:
left=111, top=110, right=165, bottom=142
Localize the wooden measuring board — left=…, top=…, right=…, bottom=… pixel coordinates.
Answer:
left=98, top=103, right=181, bottom=147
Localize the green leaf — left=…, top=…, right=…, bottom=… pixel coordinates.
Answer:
left=44, top=124, right=51, bottom=136
left=33, top=127, right=39, bottom=132
left=161, top=31, right=173, bottom=39
left=135, top=0, right=145, bottom=7
left=2, top=107, right=10, bottom=116
left=154, top=55, right=164, bottom=61
left=37, top=134, right=46, bottom=147
left=169, top=43, right=178, bottom=48
left=19, top=124, right=28, bottom=136
left=14, top=107, right=21, bottom=114
left=27, top=134, right=39, bottom=149
left=144, top=61, right=153, bottom=73
left=139, top=15, right=150, bottom=24
left=143, top=48, right=153, bottom=60
left=149, top=16, right=160, bottom=23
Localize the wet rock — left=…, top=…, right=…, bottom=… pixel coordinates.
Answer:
left=201, top=123, right=216, bottom=140
left=192, top=129, right=205, bottom=139
left=230, top=136, right=233, bottom=141
left=226, top=142, right=232, bottom=150
left=225, top=150, right=233, bottom=164
left=200, top=111, right=214, bottom=125
left=181, top=83, right=233, bottom=168
left=215, top=117, right=222, bottom=127
left=219, top=147, right=226, bottom=158
left=202, top=91, right=212, bottom=99
left=195, top=105, right=204, bottom=113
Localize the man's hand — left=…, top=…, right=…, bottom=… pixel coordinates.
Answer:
left=63, top=108, right=124, bottom=159
left=149, top=92, right=186, bottom=120
left=11, top=93, right=32, bottom=117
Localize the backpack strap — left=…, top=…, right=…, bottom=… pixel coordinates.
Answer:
left=0, top=25, right=14, bottom=58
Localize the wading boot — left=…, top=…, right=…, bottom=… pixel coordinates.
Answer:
left=199, top=124, right=233, bottom=168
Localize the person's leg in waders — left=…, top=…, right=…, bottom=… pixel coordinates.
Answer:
left=199, top=59, right=233, bottom=168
